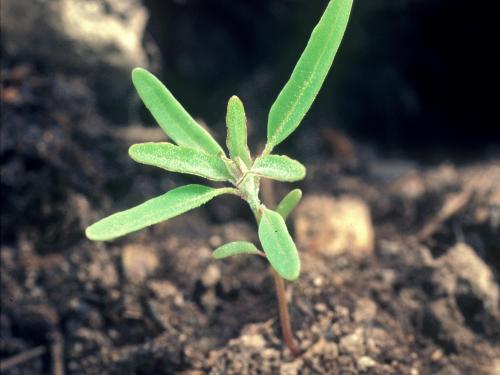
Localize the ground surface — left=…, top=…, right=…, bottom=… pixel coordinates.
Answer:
left=1, top=62, right=499, bottom=375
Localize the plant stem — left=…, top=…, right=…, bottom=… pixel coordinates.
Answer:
left=248, top=190, right=300, bottom=356
left=271, top=268, right=302, bottom=357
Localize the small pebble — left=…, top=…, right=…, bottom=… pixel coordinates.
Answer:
left=357, top=356, right=377, bottom=371
left=201, top=264, right=221, bottom=287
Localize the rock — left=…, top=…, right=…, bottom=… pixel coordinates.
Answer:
left=1, top=0, right=148, bottom=72
left=436, top=243, right=499, bottom=313
left=239, top=334, right=266, bottom=349
left=354, top=298, right=378, bottom=323
left=201, top=264, right=221, bottom=288
left=294, top=195, right=374, bottom=257
left=1, top=0, right=150, bottom=122
left=339, top=328, right=365, bottom=356
left=122, top=244, right=158, bottom=283
left=304, top=338, right=339, bottom=359
left=357, top=356, right=377, bottom=371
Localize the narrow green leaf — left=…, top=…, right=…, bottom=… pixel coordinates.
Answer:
left=276, top=189, right=303, bottom=219
left=251, top=155, right=305, bottom=182
left=212, top=241, right=261, bottom=259
left=226, top=96, right=252, bottom=166
left=86, top=185, right=235, bottom=241
left=132, top=68, right=224, bottom=155
left=129, top=142, right=232, bottom=181
left=258, top=208, right=300, bottom=281
left=266, top=0, right=353, bottom=151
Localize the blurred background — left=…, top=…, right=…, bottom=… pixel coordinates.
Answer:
left=1, top=0, right=499, bottom=373
left=3, top=0, right=499, bottom=161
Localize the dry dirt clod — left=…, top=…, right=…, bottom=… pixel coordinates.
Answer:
left=294, top=195, right=374, bottom=258
left=339, top=328, right=365, bottom=356
left=121, top=244, right=158, bottom=283
left=239, top=334, right=266, bottom=349
left=437, top=242, right=499, bottom=313
left=357, top=355, right=377, bottom=371
left=201, top=264, right=221, bottom=288
left=353, top=298, right=378, bottom=323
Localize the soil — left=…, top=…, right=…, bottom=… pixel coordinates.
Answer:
left=1, top=62, right=499, bottom=375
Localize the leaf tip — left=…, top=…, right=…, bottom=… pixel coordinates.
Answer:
left=85, top=224, right=100, bottom=241
left=228, top=95, right=242, bottom=104
left=127, top=143, right=141, bottom=160
left=282, top=265, right=301, bottom=282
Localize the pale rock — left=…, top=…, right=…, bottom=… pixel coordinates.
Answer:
left=357, top=356, right=377, bottom=371
left=201, top=264, right=221, bottom=288
left=294, top=195, right=374, bottom=257
left=1, top=0, right=148, bottom=72
left=122, top=244, right=158, bottom=283
left=240, top=334, right=266, bottom=349
left=437, top=243, right=499, bottom=313
left=1, top=0, right=151, bottom=122
left=339, top=328, right=365, bottom=355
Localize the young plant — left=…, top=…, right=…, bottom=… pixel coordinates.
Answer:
left=86, top=0, right=353, bottom=356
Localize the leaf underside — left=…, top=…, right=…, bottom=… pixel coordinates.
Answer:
left=266, top=0, right=353, bottom=150
left=258, top=208, right=300, bottom=281
left=226, top=96, right=252, bottom=166
left=129, top=142, right=232, bottom=181
left=132, top=68, right=224, bottom=155
left=276, top=189, right=303, bottom=219
left=212, top=241, right=261, bottom=259
left=251, top=155, right=305, bottom=182
left=86, top=184, right=232, bottom=241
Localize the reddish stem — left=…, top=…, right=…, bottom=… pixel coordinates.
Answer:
left=271, top=269, right=301, bottom=357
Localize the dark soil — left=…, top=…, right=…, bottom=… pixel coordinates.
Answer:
left=1, top=62, right=499, bottom=375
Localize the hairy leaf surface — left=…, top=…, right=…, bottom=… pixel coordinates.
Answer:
left=252, top=155, right=305, bottom=182
left=276, top=189, right=302, bottom=219
left=258, top=208, right=300, bottom=281
left=86, top=185, right=234, bottom=241
left=266, top=0, right=353, bottom=150
left=226, top=96, right=252, bottom=166
left=132, top=68, right=224, bottom=155
left=129, top=142, right=232, bottom=181
left=212, top=241, right=261, bottom=259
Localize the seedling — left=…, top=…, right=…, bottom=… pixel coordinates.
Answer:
left=86, top=0, right=352, bottom=356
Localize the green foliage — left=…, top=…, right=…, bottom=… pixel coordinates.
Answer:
left=86, top=185, right=236, bottom=241
left=129, top=142, right=232, bottom=181
left=251, top=155, right=305, bottom=182
left=132, top=68, right=224, bottom=155
left=212, top=241, right=261, bottom=259
left=258, top=208, right=300, bottom=281
left=226, top=96, right=252, bottom=167
left=276, top=189, right=303, bottom=219
left=266, top=0, right=353, bottom=152
left=86, top=0, right=353, bottom=283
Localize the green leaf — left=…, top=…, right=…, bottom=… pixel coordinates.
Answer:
left=258, top=208, right=300, bottom=281
left=132, top=68, right=224, bottom=155
left=226, top=96, right=252, bottom=166
left=276, top=189, right=303, bottom=219
left=251, top=155, right=305, bottom=182
left=86, top=185, right=236, bottom=241
left=266, top=0, right=353, bottom=151
left=212, top=241, right=261, bottom=259
left=129, top=142, right=232, bottom=181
